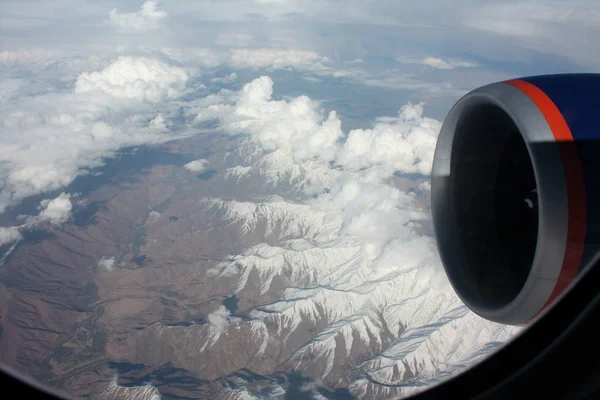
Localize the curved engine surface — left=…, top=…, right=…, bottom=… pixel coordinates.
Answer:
left=432, top=74, right=600, bottom=325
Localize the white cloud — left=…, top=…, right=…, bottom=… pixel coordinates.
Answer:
left=211, top=73, right=238, bottom=84
left=0, top=227, right=22, bottom=246
left=230, top=48, right=323, bottom=70
left=148, top=113, right=166, bottom=129
left=98, top=256, right=116, bottom=271
left=302, top=76, right=322, bottom=83
left=0, top=49, right=55, bottom=69
left=162, top=47, right=353, bottom=80
left=0, top=55, right=198, bottom=214
left=421, top=57, right=479, bottom=70
left=75, top=56, right=188, bottom=101
left=211, top=76, right=440, bottom=266
left=149, top=211, right=161, bottom=219
left=223, top=76, right=343, bottom=162
left=397, top=56, right=479, bottom=70
left=337, top=103, right=441, bottom=175
left=37, top=193, right=73, bottom=225
left=208, top=305, right=231, bottom=333
left=147, top=210, right=162, bottom=224
left=110, top=0, right=167, bottom=30
left=228, top=49, right=355, bottom=79
left=184, top=159, right=210, bottom=173
left=215, top=77, right=438, bottom=174
left=310, top=169, right=431, bottom=264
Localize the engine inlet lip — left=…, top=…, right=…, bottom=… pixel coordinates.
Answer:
left=431, top=82, right=569, bottom=325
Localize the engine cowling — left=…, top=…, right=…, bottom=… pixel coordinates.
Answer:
left=431, top=74, right=600, bottom=325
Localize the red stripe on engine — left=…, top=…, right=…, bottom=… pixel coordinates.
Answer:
left=506, top=79, right=586, bottom=312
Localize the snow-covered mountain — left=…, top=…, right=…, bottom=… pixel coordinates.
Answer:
left=100, top=377, right=162, bottom=400
left=201, top=76, right=519, bottom=397
left=98, top=105, right=518, bottom=397
left=199, top=141, right=519, bottom=398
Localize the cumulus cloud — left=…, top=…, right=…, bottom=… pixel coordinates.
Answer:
left=98, top=256, right=116, bottom=271
left=0, top=55, right=196, bottom=214
left=208, top=306, right=231, bottom=333
left=218, top=76, right=438, bottom=175
left=223, top=76, right=343, bottom=162
left=310, top=169, right=431, bottom=264
left=37, top=193, right=73, bottom=225
left=0, top=227, right=22, bottom=246
left=110, top=1, right=167, bottom=30
left=206, top=76, right=441, bottom=174
left=184, top=159, right=210, bottom=173
left=0, top=194, right=83, bottom=250
left=75, top=56, right=188, bottom=101
left=211, top=76, right=441, bottom=268
left=337, top=103, right=441, bottom=175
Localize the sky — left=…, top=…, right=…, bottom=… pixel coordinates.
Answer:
left=1, top=0, right=598, bottom=260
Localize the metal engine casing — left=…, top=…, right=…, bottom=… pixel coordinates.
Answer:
left=431, top=74, right=600, bottom=325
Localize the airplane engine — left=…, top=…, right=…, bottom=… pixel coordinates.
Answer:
left=431, top=74, right=600, bottom=325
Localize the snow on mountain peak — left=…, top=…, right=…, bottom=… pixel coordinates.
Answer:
left=188, top=76, right=520, bottom=396
left=100, top=376, right=161, bottom=400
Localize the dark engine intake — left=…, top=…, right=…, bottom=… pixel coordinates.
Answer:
left=431, top=74, right=600, bottom=325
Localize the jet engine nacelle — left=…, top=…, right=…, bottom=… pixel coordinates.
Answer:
left=431, top=74, right=600, bottom=325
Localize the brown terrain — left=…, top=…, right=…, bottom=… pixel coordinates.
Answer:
left=0, top=134, right=347, bottom=399
left=0, top=135, right=252, bottom=398
left=0, top=134, right=432, bottom=399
